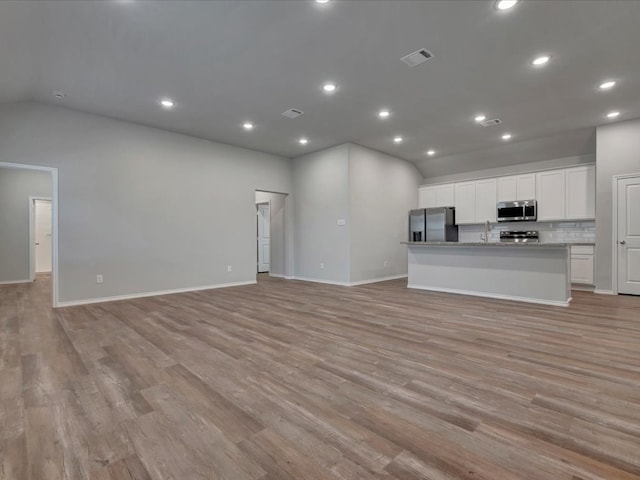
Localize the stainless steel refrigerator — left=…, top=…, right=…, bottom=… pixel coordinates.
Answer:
left=409, top=207, right=458, bottom=242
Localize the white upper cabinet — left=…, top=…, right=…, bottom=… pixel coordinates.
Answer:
left=497, top=174, right=536, bottom=202
left=476, top=178, right=497, bottom=223
left=565, top=165, right=596, bottom=220
left=517, top=174, right=536, bottom=200
left=536, top=170, right=566, bottom=221
left=418, top=186, right=437, bottom=208
left=420, top=164, right=594, bottom=224
left=497, top=176, right=517, bottom=202
left=454, top=182, right=476, bottom=224
left=434, top=184, right=455, bottom=207
left=418, top=184, right=455, bottom=208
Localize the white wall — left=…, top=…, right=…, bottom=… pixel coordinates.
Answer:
left=292, top=143, right=421, bottom=285
left=0, top=167, right=52, bottom=283
left=0, top=102, right=292, bottom=304
left=293, top=144, right=350, bottom=283
left=595, top=117, right=640, bottom=292
left=255, top=191, right=286, bottom=277
left=348, top=144, right=421, bottom=283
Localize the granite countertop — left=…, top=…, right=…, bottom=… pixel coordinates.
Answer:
left=402, top=241, right=575, bottom=247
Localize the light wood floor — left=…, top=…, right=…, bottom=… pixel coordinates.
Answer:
left=1, top=274, right=640, bottom=480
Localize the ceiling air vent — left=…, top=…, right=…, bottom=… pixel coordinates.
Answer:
left=400, top=49, right=434, bottom=67
left=480, top=118, right=502, bottom=126
left=282, top=108, right=304, bottom=119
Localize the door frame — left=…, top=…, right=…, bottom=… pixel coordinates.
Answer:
left=611, top=172, right=640, bottom=294
left=254, top=190, right=293, bottom=279
left=256, top=201, right=271, bottom=273
left=0, top=162, right=59, bottom=307
left=29, top=196, right=53, bottom=280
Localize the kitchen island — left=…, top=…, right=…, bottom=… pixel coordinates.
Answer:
left=403, top=242, right=571, bottom=306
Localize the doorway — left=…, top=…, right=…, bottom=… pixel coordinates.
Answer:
left=255, top=190, right=289, bottom=278
left=257, top=202, right=270, bottom=273
left=32, top=198, right=53, bottom=275
left=615, top=174, right=640, bottom=295
left=0, top=162, right=58, bottom=306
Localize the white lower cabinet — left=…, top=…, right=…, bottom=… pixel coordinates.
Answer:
left=570, top=245, right=594, bottom=284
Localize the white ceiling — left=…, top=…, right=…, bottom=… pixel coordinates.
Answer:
left=1, top=0, right=639, bottom=176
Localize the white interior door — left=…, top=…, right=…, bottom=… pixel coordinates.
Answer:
left=617, top=176, right=640, bottom=295
left=34, top=199, right=52, bottom=273
left=257, top=202, right=270, bottom=273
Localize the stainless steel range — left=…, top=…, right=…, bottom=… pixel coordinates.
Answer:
left=499, top=230, right=540, bottom=243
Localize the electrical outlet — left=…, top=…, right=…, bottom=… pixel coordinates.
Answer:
left=227, top=265, right=232, bottom=272
left=96, top=274, right=103, bottom=284
left=320, top=262, right=324, bottom=269
left=383, top=260, right=388, bottom=267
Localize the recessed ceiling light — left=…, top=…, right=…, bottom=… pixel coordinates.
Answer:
left=599, top=80, right=616, bottom=90
left=378, top=110, right=390, bottom=119
left=393, top=136, right=403, bottom=143
left=426, top=149, right=436, bottom=156
left=323, top=83, right=337, bottom=93
left=315, top=0, right=330, bottom=3
left=299, top=138, right=308, bottom=145
left=242, top=122, right=254, bottom=130
left=531, top=55, right=551, bottom=66
left=606, top=111, right=620, bottom=119
left=160, top=98, right=174, bottom=109
left=502, top=133, right=512, bottom=140
left=475, top=114, right=487, bottom=123
left=495, top=0, right=519, bottom=10
left=53, top=91, right=66, bottom=100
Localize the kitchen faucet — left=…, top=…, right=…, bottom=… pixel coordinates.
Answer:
left=482, top=220, right=491, bottom=243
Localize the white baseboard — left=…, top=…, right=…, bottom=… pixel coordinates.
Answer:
left=291, top=274, right=407, bottom=287
left=0, top=279, right=32, bottom=285
left=594, top=289, right=615, bottom=295
left=407, top=284, right=571, bottom=307
left=291, top=277, right=351, bottom=286
left=349, top=274, right=408, bottom=286
left=56, top=280, right=257, bottom=308
left=267, top=273, right=287, bottom=279
left=571, top=284, right=595, bottom=292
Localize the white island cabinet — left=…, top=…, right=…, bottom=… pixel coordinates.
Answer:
left=404, top=242, right=571, bottom=306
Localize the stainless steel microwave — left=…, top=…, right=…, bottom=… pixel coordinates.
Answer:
left=496, top=200, right=537, bottom=222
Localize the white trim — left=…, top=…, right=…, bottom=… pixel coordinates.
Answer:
left=571, top=284, right=595, bottom=292
left=612, top=172, right=640, bottom=295
left=267, top=273, right=287, bottom=278
left=291, top=277, right=351, bottom=287
left=407, top=284, right=571, bottom=307
left=291, top=274, right=408, bottom=287
left=56, top=280, right=257, bottom=307
left=29, top=196, right=52, bottom=281
left=594, top=289, right=615, bottom=295
left=0, top=279, right=32, bottom=285
left=349, top=274, right=408, bottom=286
left=0, top=162, right=59, bottom=307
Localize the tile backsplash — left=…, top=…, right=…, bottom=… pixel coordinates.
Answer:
left=458, top=221, right=596, bottom=244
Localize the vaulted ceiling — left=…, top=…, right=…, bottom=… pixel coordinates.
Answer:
left=1, top=0, right=639, bottom=176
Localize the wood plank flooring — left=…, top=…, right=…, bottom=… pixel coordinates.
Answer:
left=1, top=273, right=640, bottom=479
